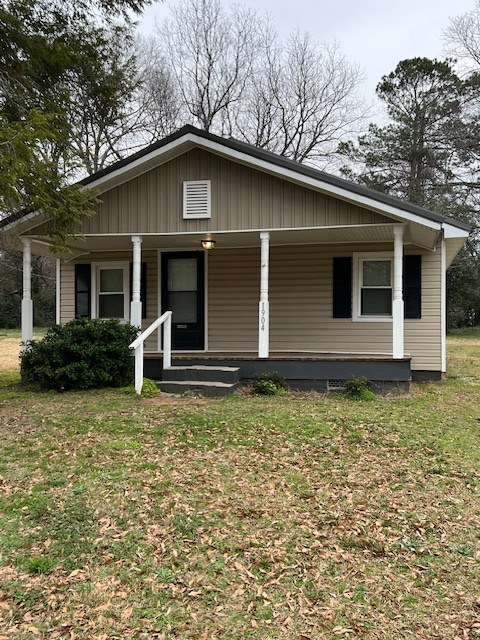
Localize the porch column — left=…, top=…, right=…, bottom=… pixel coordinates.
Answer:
left=56, top=259, right=61, bottom=325
left=393, top=225, right=404, bottom=359
left=21, top=238, right=33, bottom=343
left=131, top=235, right=142, bottom=329
left=258, top=232, right=270, bottom=358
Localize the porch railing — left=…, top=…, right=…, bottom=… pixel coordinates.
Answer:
left=129, top=311, right=172, bottom=394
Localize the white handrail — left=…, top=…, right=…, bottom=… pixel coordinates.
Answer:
left=129, top=311, right=172, bottom=394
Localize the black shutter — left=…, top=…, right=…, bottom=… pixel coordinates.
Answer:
left=404, top=255, right=421, bottom=319
left=333, top=257, right=352, bottom=318
left=130, top=262, right=147, bottom=320
left=75, top=264, right=91, bottom=318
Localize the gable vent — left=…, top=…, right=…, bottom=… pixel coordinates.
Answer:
left=183, top=180, right=211, bottom=219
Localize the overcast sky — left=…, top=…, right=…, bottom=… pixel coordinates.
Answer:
left=139, top=0, right=476, bottom=101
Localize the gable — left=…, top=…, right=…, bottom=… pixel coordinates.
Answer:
left=79, top=148, right=392, bottom=236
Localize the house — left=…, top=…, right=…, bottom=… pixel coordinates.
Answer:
left=1, top=125, right=470, bottom=392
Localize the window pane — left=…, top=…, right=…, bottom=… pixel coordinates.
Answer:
left=361, top=289, right=392, bottom=315
left=168, top=259, right=197, bottom=292
left=100, top=269, right=124, bottom=293
left=76, top=293, right=90, bottom=318
left=363, top=260, right=391, bottom=287
left=99, top=294, right=124, bottom=318
left=169, top=291, right=197, bottom=323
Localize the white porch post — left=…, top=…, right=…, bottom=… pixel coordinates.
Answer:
left=21, top=238, right=33, bottom=343
left=393, top=225, right=404, bottom=359
left=131, top=235, right=142, bottom=329
left=55, top=258, right=61, bottom=325
left=258, top=232, right=270, bottom=358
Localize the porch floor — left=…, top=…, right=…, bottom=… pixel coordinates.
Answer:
left=145, top=351, right=411, bottom=363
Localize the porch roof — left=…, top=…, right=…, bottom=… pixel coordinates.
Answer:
left=12, top=221, right=462, bottom=267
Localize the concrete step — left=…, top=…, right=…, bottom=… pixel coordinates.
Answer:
left=157, top=379, right=240, bottom=397
left=162, top=365, right=241, bottom=384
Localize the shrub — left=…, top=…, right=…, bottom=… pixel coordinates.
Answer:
left=20, top=318, right=138, bottom=391
left=141, top=378, right=158, bottom=398
left=252, top=371, right=288, bottom=396
left=343, top=378, right=376, bottom=401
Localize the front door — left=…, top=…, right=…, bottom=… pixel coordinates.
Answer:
left=161, top=252, right=205, bottom=350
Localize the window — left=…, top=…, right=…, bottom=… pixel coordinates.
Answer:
left=183, top=180, right=211, bottom=219
left=334, top=254, right=422, bottom=321
left=353, top=253, right=393, bottom=321
left=93, top=263, right=129, bottom=321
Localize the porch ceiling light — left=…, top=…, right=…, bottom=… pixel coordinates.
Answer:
left=201, top=239, right=216, bottom=250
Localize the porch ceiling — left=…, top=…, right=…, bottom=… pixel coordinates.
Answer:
left=26, top=222, right=439, bottom=258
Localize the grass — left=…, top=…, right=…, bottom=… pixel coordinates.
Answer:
left=0, top=328, right=49, bottom=339
left=0, top=336, right=479, bottom=639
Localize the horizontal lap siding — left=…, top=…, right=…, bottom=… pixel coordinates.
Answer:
left=404, top=245, right=441, bottom=371
left=60, top=252, right=159, bottom=352
left=208, top=248, right=259, bottom=350
left=208, top=243, right=442, bottom=371
left=60, top=262, right=75, bottom=324
left=60, top=243, right=442, bottom=371
left=269, top=245, right=393, bottom=354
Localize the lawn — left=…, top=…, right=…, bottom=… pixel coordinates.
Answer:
left=0, top=336, right=479, bottom=639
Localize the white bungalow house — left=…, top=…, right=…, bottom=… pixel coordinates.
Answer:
left=1, top=125, right=470, bottom=392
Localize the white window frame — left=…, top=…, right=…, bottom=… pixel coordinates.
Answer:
left=353, top=252, right=393, bottom=322
left=183, top=180, right=211, bottom=219
left=92, top=262, right=130, bottom=322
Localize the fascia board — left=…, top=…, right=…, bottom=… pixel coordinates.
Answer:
left=442, top=222, right=470, bottom=239
left=84, top=136, right=195, bottom=191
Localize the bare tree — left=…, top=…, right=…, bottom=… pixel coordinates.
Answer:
left=134, top=36, right=186, bottom=143
left=150, top=0, right=368, bottom=168
left=156, top=0, right=259, bottom=133
left=237, top=29, right=367, bottom=167
left=64, top=27, right=149, bottom=176
left=444, top=0, right=480, bottom=72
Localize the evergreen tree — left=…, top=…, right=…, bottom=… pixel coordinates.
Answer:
left=0, top=0, right=151, bottom=250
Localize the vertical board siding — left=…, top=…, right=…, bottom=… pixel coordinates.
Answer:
left=82, top=148, right=391, bottom=236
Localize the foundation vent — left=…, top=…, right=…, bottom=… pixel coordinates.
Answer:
left=327, top=379, right=347, bottom=391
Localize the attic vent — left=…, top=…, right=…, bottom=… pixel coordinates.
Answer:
left=183, top=180, right=211, bottom=219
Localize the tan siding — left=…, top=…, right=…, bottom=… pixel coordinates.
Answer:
left=60, top=262, right=75, bottom=324
left=208, top=248, right=259, bottom=350
left=404, top=245, right=442, bottom=371
left=268, top=244, right=394, bottom=354
left=208, top=243, right=442, bottom=371
left=61, top=242, right=443, bottom=372
left=60, top=251, right=159, bottom=352
left=82, top=149, right=392, bottom=236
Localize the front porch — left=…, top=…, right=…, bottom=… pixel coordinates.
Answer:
left=143, top=351, right=414, bottom=393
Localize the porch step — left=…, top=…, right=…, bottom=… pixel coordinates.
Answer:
left=157, top=365, right=241, bottom=396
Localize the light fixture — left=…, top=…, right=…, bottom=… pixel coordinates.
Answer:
left=201, top=239, right=216, bottom=250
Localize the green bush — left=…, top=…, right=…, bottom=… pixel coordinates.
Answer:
left=343, top=378, right=376, bottom=401
left=252, top=371, right=288, bottom=395
left=20, top=318, right=138, bottom=391
left=141, top=378, right=158, bottom=398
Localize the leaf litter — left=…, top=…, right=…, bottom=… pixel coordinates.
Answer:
left=0, top=369, right=479, bottom=638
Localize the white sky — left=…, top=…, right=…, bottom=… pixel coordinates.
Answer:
left=139, top=0, right=476, bottom=100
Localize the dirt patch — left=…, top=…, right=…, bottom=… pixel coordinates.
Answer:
left=0, top=338, right=21, bottom=371
left=142, top=394, right=212, bottom=406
